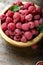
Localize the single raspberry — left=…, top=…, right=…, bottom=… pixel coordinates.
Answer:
left=16, top=22, right=22, bottom=29
left=31, top=44, right=38, bottom=49
left=28, top=6, right=36, bottom=13
left=28, top=22, right=35, bottom=29
left=34, top=14, right=40, bottom=20
left=1, top=23, right=7, bottom=31
left=20, top=14, right=25, bottom=22
left=5, top=30, right=10, bottom=36
left=14, top=29, right=21, bottom=36
left=13, top=12, right=21, bottom=21
left=6, top=17, right=13, bottom=24
left=0, top=14, right=6, bottom=21
left=31, top=29, right=38, bottom=36
left=8, top=23, right=15, bottom=31
left=14, top=36, right=20, bottom=41
left=16, top=1, right=23, bottom=6
left=36, top=6, right=42, bottom=14
left=39, top=18, right=43, bottom=24
left=6, top=10, right=14, bottom=18
left=25, top=14, right=33, bottom=21
left=34, top=20, right=40, bottom=27
left=21, top=36, right=27, bottom=42
left=24, top=31, right=32, bottom=40
left=23, top=2, right=30, bottom=9
left=22, top=23, right=29, bottom=31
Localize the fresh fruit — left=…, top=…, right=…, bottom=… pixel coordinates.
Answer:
left=24, top=31, right=32, bottom=40
left=21, top=36, right=27, bottom=42
left=8, top=23, right=15, bottom=31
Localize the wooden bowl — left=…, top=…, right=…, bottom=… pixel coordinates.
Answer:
left=0, top=2, right=43, bottom=47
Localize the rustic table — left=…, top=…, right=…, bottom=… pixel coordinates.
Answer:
left=0, top=0, right=43, bottom=65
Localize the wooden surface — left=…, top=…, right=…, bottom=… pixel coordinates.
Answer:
left=0, top=36, right=43, bottom=65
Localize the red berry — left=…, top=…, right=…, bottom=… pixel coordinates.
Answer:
left=14, top=29, right=21, bottom=36
left=31, top=44, right=38, bottom=49
left=19, top=10, right=29, bottom=16
left=23, top=2, right=34, bottom=9
left=39, top=18, right=43, bottom=24
left=27, top=2, right=34, bottom=6
left=31, top=29, right=38, bottom=36
left=8, top=23, right=15, bottom=31
left=13, top=19, right=17, bottom=24
left=0, top=14, right=6, bottom=21
left=23, top=2, right=29, bottom=9
left=10, top=35, right=14, bottom=39
left=34, top=20, right=40, bottom=27
left=5, top=30, right=10, bottom=36
left=16, top=1, right=22, bottom=6
left=6, top=17, right=13, bottom=24
left=21, top=36, right=27, bottom=42
left=14, top=36, right=20, bottom=41
left=13, top=12, right=20, bottom=21
left=28, top=22, right=35, bottom=29
left=20, top=6, right=24, bottom=10
left=36, top=6, right=42, bottom=14
left=6, top=10, right=14, bottom=18
left=16, top=22, right=22, bottom=29
left=20, top=14, right=25, bottom=22
left=34, top=14, right=40, bottom=20
left=24, top=31, right=32, bottom=40
left=28, top=6, right=36, bottom=13
left=25, top=14, right=33, bottom=21
left=22, top=23, right=29, bottom=31
left=1, top=23, right=7, bottom=31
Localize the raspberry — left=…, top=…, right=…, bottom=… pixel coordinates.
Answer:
left=23, top=2, right=29, bottom=9
left=1, top=23, right=7, bottom=31
left=6, top=17, right=13, bottom=24
left=8, top=23, right=15, bottom=31
left=34, top=14, right=40, bottom=20
left=34, top=20, right=40, bottom=27
left=31, top=44, right=38, bottom=49
left=24, top=31, right=32, bottom=40
left=19, top=10, right=29, bottom=16
left=23, top=2, right=34, bottom=9
left=36, top=6, right=42, bottom=14
left=20, top=14, right=25, bottom=22
left=28, top=6, right=36, bottom=13
left=6, top=10, right=14, bottom=18
left=13, top=19, right=17, bottom=24
left=10, top=35, right=14, bottom=39
left=28, top=2, right=34, bottom=6
left=16, top=22, right=22, bottom=29
left=13, top=12, right=20, bottom=21
left=21, top=31, right=24, bottom=35
left=16, top=1, right=22, bottom=6
left=14, top=29, right=21, bottom=36
left=0, top=14, right=6, bottom=21
left=22, top=23, right=29, bottom=31
left=14, top=36, right=20, bottom=41
left=21, top=36, right=27, bottom=42
left=31, top=29, right=38, bottom=36
left=5, top=30, right=10, bottom=36
left=39, top=18, right=43, bottom=24
left=25, top=14, right=33, bottom=21
left=28, top=22, right=35, bottom=29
